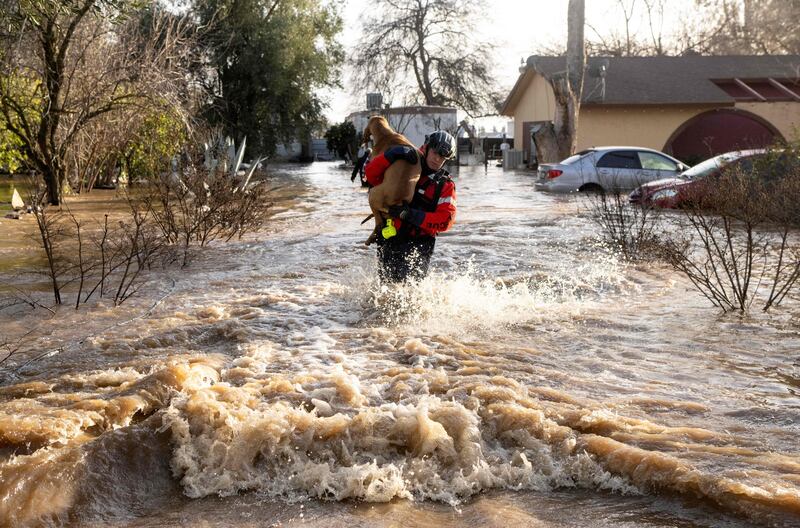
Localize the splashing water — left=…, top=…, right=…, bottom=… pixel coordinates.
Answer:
left=359, top=251, right=627, bottom=334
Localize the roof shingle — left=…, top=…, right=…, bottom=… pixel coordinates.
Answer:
left=525, top=55, right=800, bottom=105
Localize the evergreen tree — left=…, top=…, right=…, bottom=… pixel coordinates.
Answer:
left=324, top=121, right=357, bottom=160
left=193, top=0, right=344, bottom=157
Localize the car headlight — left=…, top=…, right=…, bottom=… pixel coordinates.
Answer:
left=650, top=188, right=678, bottom=201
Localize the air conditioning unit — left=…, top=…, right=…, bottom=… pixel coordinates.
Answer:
left=366, top=93, right=383, bottom=110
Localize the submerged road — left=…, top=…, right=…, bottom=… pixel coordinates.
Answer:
left=0, top=162, right=799, bottom=527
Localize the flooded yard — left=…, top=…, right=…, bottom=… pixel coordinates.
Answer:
left=0, top=162, right=798, bottom=528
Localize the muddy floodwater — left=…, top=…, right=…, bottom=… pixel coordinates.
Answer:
left=0, top=163, right=799, bottom=528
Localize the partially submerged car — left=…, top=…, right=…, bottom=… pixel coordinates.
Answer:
left=628, top=149, right=767, bottom=208
left=535, top=147, right=688, bottom=193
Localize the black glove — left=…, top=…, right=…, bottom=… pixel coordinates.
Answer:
left=387, top=203, right=424, bottom=226
left=384, top=145, right=419, bottom=164
left=387, top=202, right=410, bottom=220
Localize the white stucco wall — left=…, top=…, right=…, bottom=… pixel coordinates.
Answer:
left=348, top=108, right=458, bottom=148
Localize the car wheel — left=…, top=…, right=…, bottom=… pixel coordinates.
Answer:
left=579, top=183, right=605, bottom=194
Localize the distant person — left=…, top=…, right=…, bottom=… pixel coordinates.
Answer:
left=364, top=131, right=457, bottom=283
left=351, top=145, right=370, bottom=187
left=499, top=136, right=511, bottom=168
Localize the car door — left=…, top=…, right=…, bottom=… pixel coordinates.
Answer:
left=595, top=150, right=642, bottom=191
left=636, top=151, right=681, bottom=185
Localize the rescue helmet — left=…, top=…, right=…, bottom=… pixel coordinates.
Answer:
left=424, top=130, right=456, bottom=159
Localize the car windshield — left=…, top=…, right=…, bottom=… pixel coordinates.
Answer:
left=560, top=150, right=592, bottom=165
left=681, top=153, right=737, bottom=180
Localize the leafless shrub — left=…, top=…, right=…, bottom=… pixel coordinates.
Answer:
left=0, top=325, right=39, bottom=367
left=25, top=177, right=169, bottom=307
left=108, top=204, right=166, bottom=305
left=0, top=282, right=56, bottom=315
left=658, top=148, right=800, bottom=312
left=138, top=143, right=272, bottom=266
left=585, top=187, right=662, bottom=261
left=21, top=128, right=273, bottom=306
left=762, top=173, right=800, bottom=310
left=29, top=182, right=68, bottom=305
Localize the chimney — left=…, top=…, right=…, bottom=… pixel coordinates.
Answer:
left=366, top=93, right=383, bottom=110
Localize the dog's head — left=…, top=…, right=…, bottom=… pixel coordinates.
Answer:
left=362, top=115, right=391, bottom=145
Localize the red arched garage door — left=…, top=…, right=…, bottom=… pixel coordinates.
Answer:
left=664, top=108, right=782, bottom=165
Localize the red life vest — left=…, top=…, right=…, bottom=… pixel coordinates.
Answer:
left=364, top=146, right=456, bottom=237
left=394, top=171, right=456, bottom=238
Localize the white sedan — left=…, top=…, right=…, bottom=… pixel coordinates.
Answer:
left=535, top=146, right=689, bottom=193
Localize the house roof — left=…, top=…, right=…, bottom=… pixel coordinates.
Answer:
left=502, top=55, right=800, bottom=114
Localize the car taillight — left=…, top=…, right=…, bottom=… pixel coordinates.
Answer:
left=547, top=169, right=562, bottom=179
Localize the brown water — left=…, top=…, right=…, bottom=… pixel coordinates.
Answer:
left=0, top=163, right=798, bottom=528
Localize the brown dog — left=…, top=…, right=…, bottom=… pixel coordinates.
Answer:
left=362, top=116, right=421, bottom=245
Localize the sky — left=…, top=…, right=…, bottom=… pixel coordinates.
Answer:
left=322, top=0, right=694, bottom=127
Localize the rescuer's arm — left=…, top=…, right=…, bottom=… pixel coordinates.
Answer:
left=387, top=182, right=456, bottom=235
left=364, top=146, right=419, bottom=187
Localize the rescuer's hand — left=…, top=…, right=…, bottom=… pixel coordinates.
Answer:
left=387, top=203, right=424, bottom=226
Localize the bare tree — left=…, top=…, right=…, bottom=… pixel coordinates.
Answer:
left=533, top=0, right=585, bottom=163
left=582, top=0, right=800, bottom=57
left=691, top=0, right=800, bottom=55
left=0, top=2, right=193, bottom=205
left=67, top=110, right=131, bottom=193
left=643, top=0, right=667, bottom=55
left=28, top=180, right=67, bottom=304
left=584, top=0, right=671, bottom=57
left=351, top=0, right=501, bottom=117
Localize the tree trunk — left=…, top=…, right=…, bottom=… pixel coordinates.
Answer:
left=459, top=120, right=481, bottom=155
left=532, top=122, right=560, bottom=164
left=566, top=0, right=585, bottom=95
left=43, top=166, right=62, bottom=206
left=534, top=0, right=585, bottom=164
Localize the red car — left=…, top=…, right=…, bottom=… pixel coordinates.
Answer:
left=629, top=150, right=766, bottom=208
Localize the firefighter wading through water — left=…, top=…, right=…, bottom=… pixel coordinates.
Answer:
left=364, top=131, right=457, bottom=283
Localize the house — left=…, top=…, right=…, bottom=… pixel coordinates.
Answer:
left=501, top=55, right=800, bottom=165
left=457, top=131, right=514, bottom=160
left=347, top=106, right=458, bottom=149
left=274, top=139, right=335, bottom=162
left=480, top=131, right=514, bottom=160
